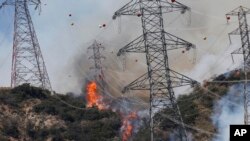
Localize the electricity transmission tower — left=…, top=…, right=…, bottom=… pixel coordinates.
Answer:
left=88, top=40, right=106, bottom=87
left=113, top=0, right=197, bottom=140
left=0, top=0, right=52, bottom=90
left=227, top=6, right=250, bottom=124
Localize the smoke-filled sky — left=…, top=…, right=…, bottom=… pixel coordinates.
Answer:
left=0, top=0, right=250, bottom=94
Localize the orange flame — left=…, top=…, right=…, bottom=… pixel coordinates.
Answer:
left=86, top=81, right=105, bottom=110
left=122, top=112, right=138, bottom=141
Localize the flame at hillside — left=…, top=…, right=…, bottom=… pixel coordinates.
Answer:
left=86, top=81, right=105, bottom=110
left=85, top=81, right=144, bottom=140
left=121, top=112, right=138, bottom=141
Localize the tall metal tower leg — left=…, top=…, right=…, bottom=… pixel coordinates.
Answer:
left=226, top=6, right=250, bottom=124
left=1, top=0, right=51, bottom=90
left=113, top=0, right=197, bottom=140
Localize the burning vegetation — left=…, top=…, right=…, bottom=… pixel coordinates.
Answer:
left=82, top=69, right=247, bottom=140
left=0, top=71, right=245, bottom=140
left=86, top=81, right=105, bottom=110
left=121, top=112, right=138, bottom=141
left=85, top=81, right=141, bottom=141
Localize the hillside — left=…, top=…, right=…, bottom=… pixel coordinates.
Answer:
left=134, top=69, right=244, bottom=141
left=0, top=84, right=121, bottom=141
left=0, top=70, right=246, bottom=141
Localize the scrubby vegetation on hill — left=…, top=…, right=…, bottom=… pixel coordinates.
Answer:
left=0, top=70, right=246, bottom=141
left=0, top=84, right=121, bottom=141
left=134, top=70, right=245, bottom=141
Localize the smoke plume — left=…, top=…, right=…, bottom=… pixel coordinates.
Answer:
left=212, top=84, right=245, bottom=141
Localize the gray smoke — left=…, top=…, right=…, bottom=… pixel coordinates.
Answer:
left=212, top=84, right=244, bottom=141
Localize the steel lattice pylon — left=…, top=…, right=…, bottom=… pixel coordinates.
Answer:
left=227, top=6, right=250, bottom=124
left=113, top=0, right=197, bottom=141
left=88, top=40, right=106, bottom=87
left=0, top=0, right=51, bottom=90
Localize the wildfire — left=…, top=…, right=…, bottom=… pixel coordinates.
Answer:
left=86, top=81, right=140, bottom=140
left=121, top=112, right=138, bottom=141
left=86, top=81, right=105, bottom=110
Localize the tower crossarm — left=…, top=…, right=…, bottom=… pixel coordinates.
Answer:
left=226, top=6, right=250, bottom=16
left=122, top=72, right=149, bottom=93
left=0, top=0, right=41, bottom=8
left=0, top=0, right=14, bottom=8
left=160, top=0, right=190, bottom=14
left=228, top=27, right=250, bottom=43
left=165, top=32, right=195, bottom=50
left=29, top=0, right=41, bottom=5
left=232, top=48, right=244, bottom=55
left=113, top=0, right=189, bottom=19
left=122, top=69, right=199, bottom=93
left=231, top=48, right=244, bottom=65
left=117, top=32, right=195, bottom=56
left=229, top=27, right=250, bottom=35
left=112, top=0, right=140, bottom=19
left=117, top=35, right=145, bottom=56
left=229, top=28, right=241, bottom=35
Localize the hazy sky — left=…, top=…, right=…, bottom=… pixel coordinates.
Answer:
left=0, top=0, right=250, bottom=93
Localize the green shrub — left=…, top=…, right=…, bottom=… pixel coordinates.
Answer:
left=2, top=118, right=19, bottom=138
left=11, top=83, right=49, bottom=100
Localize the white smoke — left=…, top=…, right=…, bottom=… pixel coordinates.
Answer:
left=212, top=84, right=244, bottom=141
